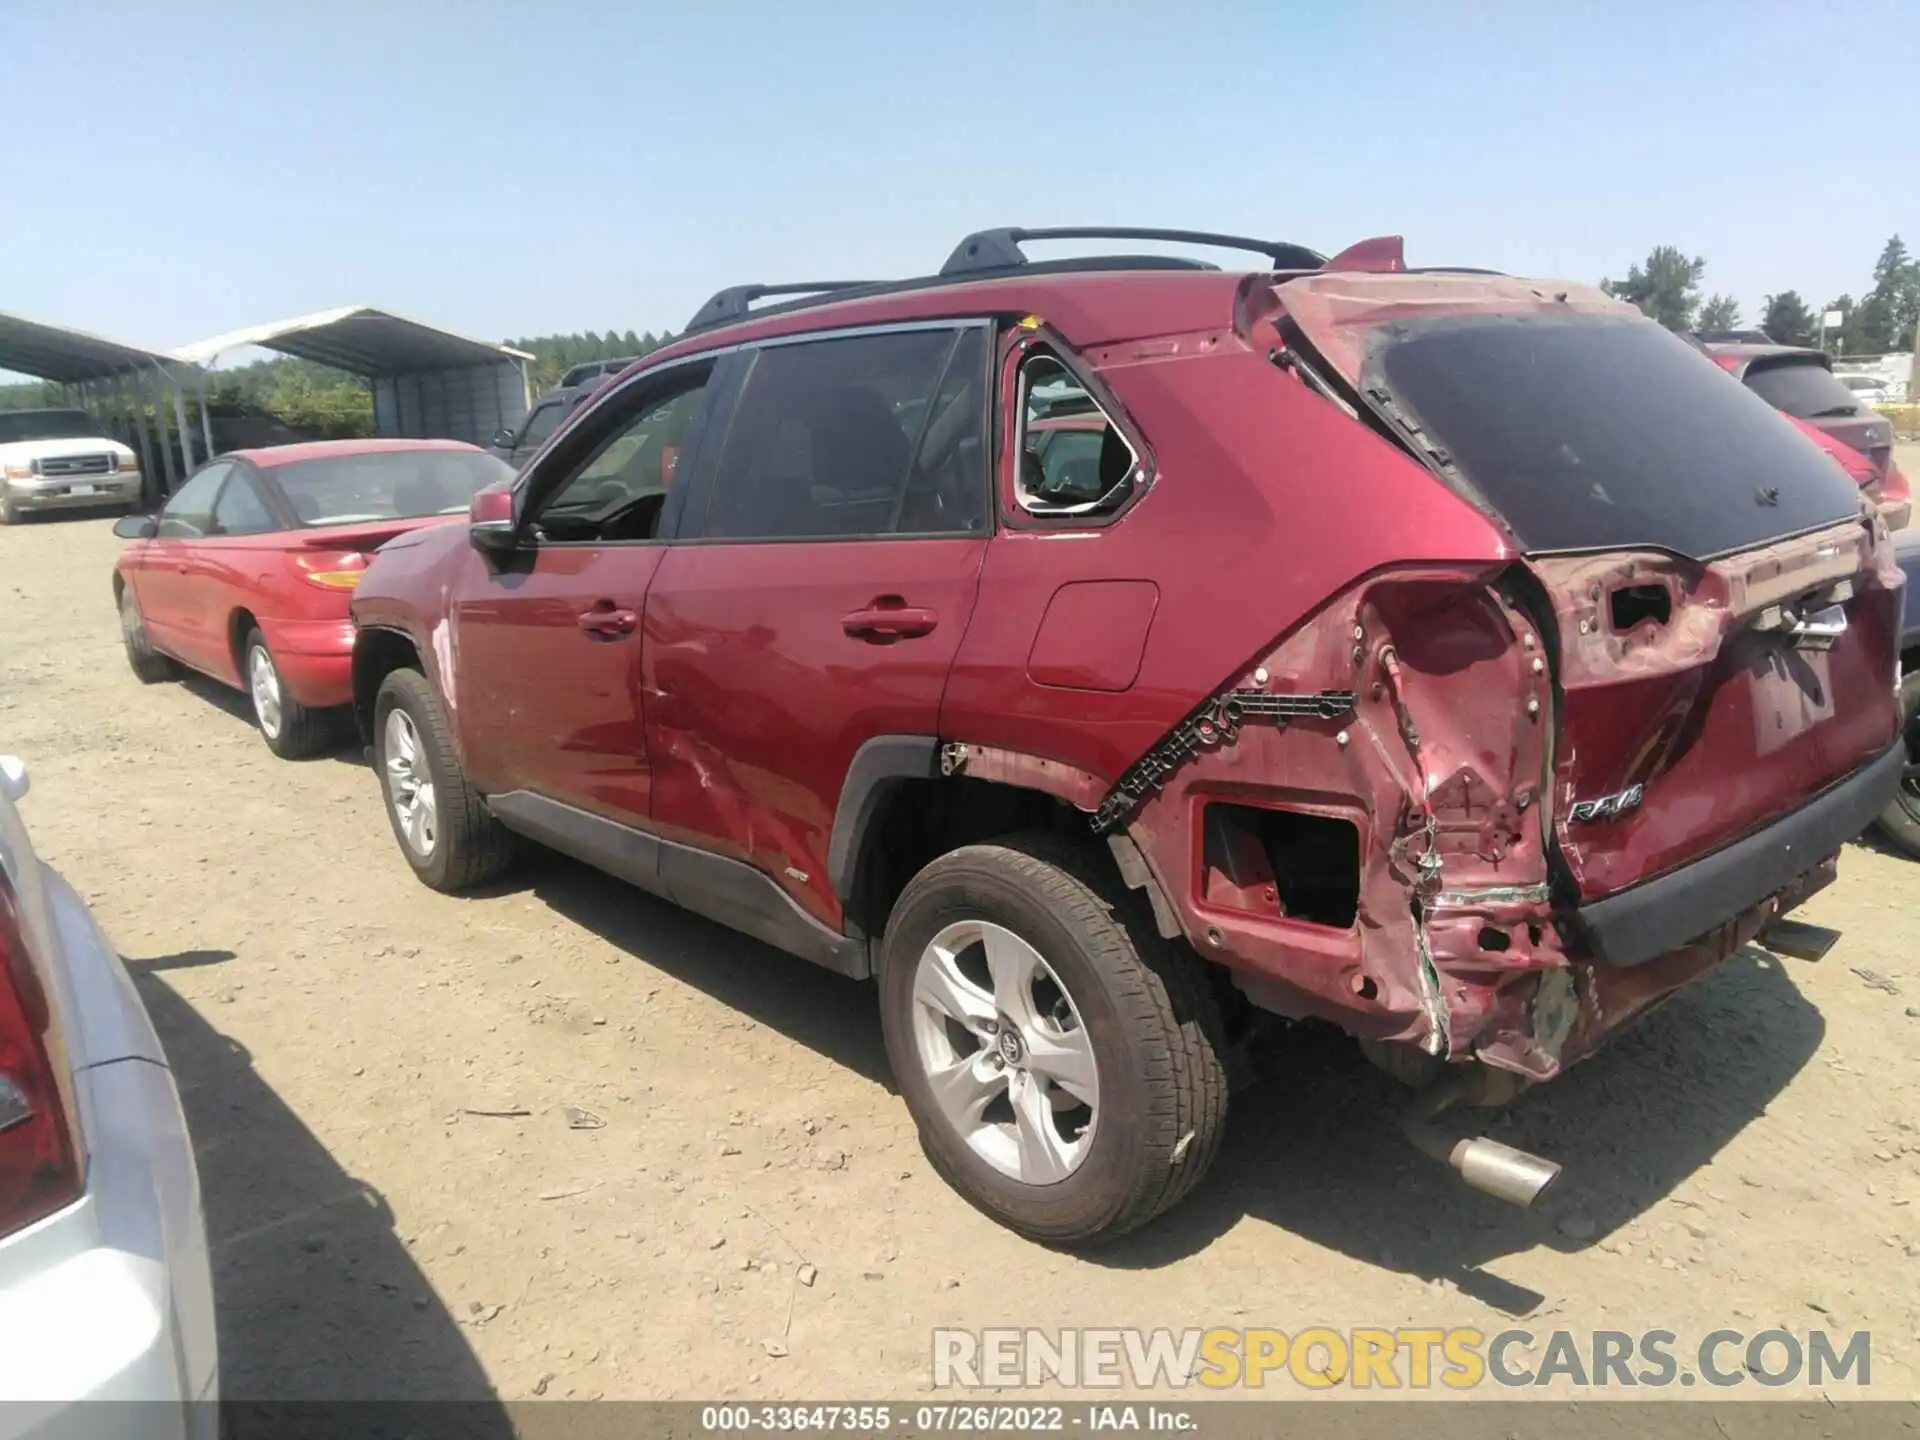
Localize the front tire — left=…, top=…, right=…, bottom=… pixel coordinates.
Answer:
left=1876, top=670, right=1920, bottom=860
left=373, top=668, right=513, bottom=892
left=879, top=833, right=1228, bottom=1245
left=118, top=585, right=177, bottom=683
left=245, top=629, right=331, bottom=759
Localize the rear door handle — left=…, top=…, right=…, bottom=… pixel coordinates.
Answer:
left=578, top=604, right=638, bottom=640
left=841, top=602, right=938, bottom=641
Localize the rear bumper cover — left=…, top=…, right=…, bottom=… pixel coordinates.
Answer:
left=1575, top=739, right=1903, bottom=967
left=258, top=616, right=355, bottom=709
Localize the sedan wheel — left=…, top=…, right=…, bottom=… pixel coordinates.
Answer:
left=383, top=708, right=439, bottom=859
left=909, top=918, right=1100, bottom=1185
left=248, top=644, right=284, bottom=740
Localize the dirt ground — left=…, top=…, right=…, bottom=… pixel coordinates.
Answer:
left=4, top=486, right=1920, bottom=1406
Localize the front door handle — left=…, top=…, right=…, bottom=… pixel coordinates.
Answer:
left=841, top=600, right=938, bottom=642
left=578, top=604, right=638, bottom=640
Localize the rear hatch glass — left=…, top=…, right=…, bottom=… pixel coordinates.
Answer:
left=1367, top=315, right=1859, bottom=559
left=1742, top=355, right=1893, bottom=478
left=1274, top=276, right=1862, bottom=560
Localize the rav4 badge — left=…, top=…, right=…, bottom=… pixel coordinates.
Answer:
left=1569, top=784, right=1645, bottom=824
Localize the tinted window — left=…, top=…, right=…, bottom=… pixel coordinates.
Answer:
left=211, top=471, right=277, bottom=536
left=0, top=410, right=98, bottom=444
left=534, top=374, right=712, bottom=543
left=1370, top=315, right=1861, bottom=559
left=896, top=327, right=989, bottom=534
left=1745, top=358, right=1869, bottom=419
left=270, top=449, right=515, bottom=526
left=155, top=462, right=232, bottom=538
left=518, top=402, right=567, bottom=452
left=701, top=328, right=976, bottom=540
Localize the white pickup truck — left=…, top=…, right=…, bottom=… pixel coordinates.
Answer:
left=0, top=409, right=142, bottom=524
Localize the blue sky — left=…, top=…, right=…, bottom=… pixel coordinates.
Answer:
left=2, top=0, right=1914, bottom=365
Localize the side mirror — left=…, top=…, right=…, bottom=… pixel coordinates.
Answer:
left=0, top=755, right=28, bottom=805
left=468, top=486, right=518, bottom=554
left=113, top=513, right=158, bottom=540
left=490, top=427, right=516, bottom=450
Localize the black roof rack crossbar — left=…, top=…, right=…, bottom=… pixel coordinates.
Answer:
left=941, top=227, right=1326, bottom=278
left=684, top=281, right=878, bottom=334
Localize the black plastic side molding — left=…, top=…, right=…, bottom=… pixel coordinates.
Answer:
left=488, top=791, right=871, bottom=980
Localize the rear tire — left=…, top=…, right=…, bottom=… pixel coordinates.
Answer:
left=245, top=629, right=332, bottom=760
left=118, top=585, right=177, bottom=683
left=1876, top=670, right=1920, bottom=860
left=879, top=833, right=1228, bottom=1245
left=373, top=667, right=513, bottom=891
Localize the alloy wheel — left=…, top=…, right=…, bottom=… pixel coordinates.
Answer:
left=383, top=708, right=439, bottom=858
left=908, top=919, right=1099, bottom=1185
left=248, top=645, right=284, bottom=739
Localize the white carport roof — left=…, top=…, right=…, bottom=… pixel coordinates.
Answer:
left=0, top=308, right=180, bottom=382
left=173, top=305, right=532, bottom=375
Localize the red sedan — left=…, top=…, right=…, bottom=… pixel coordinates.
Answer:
left=111, top=439, right=514, bottom=757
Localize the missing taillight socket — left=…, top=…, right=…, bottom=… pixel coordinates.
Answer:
left=1202, top=802, right=1360, bottom=928
left=1478, top=926, right=1512, bottom=953
left=1610, top=584, right=1672, bottom=632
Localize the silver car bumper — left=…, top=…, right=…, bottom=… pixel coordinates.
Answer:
left=0, top=867, right=218, bottom=1439
left=3, top=476, right=142, bottom=514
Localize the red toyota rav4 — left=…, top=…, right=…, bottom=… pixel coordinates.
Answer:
left=349, top=228, right=1904, bottom=1244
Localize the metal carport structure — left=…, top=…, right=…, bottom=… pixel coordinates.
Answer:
left=0, top=308, right=205, bottom=498
left=173, top=306, right=531, bottom=449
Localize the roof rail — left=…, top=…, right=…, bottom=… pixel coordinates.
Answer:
left=940, top=226, right=1326, bottom=278
left=684, top=282, right=878, bottom=335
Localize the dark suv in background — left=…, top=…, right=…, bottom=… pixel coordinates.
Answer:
left=1702, top=341, right=1900, bottom=486
left=349, top=227, right=1903, bottom=1244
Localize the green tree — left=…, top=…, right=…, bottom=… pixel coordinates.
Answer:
left=1868, top=235, right=1919, bottom=351
left=1697, top=294, right=1741, bottom=332
left=1761, top=290, right=1817, bottom=347
left=1603, top=245, right=1707, bottom=331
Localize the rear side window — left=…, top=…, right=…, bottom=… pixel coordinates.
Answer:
left=1368, top=315, right=1862, bottom=559
left=1015, top=352, right=1138, bottom=517
left=698, top=327, right=987, bottom=540
left=1743, top=357, right=1868, bottom=419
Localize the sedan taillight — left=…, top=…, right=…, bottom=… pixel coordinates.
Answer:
left=292, top=550, right=370, bottom=591
left=0, top=871, right=83, bottom=1238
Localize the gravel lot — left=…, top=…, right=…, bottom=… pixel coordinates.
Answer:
left=4, top=491, right=1920, bottom=1404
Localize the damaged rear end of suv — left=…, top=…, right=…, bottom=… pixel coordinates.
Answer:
left=1108, top=268, right=1902, bottom=1207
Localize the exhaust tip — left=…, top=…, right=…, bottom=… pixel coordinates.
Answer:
left=1447, top=1136, right=1562, bottom=1208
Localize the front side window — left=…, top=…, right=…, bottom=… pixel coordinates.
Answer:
left=517, top=401, right=567, bottom=452
left=1015, top=352, right=1137, bottom=517
left=531, top=372, right=713, bottom=543
left=210, top=471, right=277, bottom=536
left=699, top=327, right=985, bottom=541
left=155, top=461, right=232, bottom=538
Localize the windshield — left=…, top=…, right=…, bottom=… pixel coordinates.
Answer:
left=0, top=410, right=101, bottom=444
left=1368, top=314, right=1862, bottom=559
left=270, top=449, right=515, bottom=527
left=1743, top=356, right=1866, bottom=419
